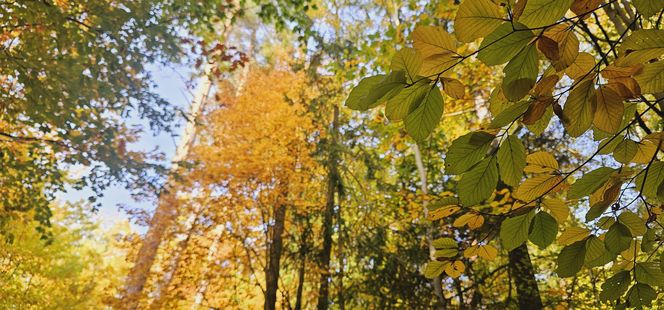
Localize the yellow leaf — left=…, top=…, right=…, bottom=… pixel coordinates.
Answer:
left=514, top=175, right=564, bottom=201
left=441, top=78, right=465, bottom=99
left=419, top=53, right=458, bottom=77
left=411, top=26, right=457, bottom=59
left=562, top=78, right=596, bottom=137
left=428, top=206, right=461, bottom=221
left=454, top=0, right=503, bottom=43
left=445, top=260, right=466, bottom=278
left=453, top=212, right=485, bottom=230
left=464, top=244, right=498, bottom=260
left=601, top=63, right=643, bottom=79
left=524, top=151, right=559, bottom=173
left=558, top=227, right=590, bottom=246
left=631, top=139, right=658, bottom=164
left=593, top=86, right=624, bottom=134
left=565, top=52, right=595, bottom=80
left=620, top=239, right=639, bottom=261
left=545, top=24, right=579, bottom=71
left=542, top=197, right=569, bottom=222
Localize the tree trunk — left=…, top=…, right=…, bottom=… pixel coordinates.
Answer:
left=508, top=244, right=543, bottom=310
left=265, top=203, right=287, bottom=310
left=294, top=219, right=310, bottom=310
left=316, top=105, right=339, bottom=310
left=413, top=144, right=447, bottom=309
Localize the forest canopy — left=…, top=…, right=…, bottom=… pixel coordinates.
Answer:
left=1, top=0, right=664, bottom=309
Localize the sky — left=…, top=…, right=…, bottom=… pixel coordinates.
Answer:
left=58, top=63, right=197, bottom=231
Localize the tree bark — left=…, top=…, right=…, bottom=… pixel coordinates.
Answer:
left=294, top=219, right=310, bottom=310
left=265, top=203, right=288, bottom=310
left=316, top=105, right=339, bottom=310
left=413, top=144, right=447, bottom=309
left=508, top=244, right=543, bottom=310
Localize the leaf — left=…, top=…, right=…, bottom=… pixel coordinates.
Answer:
left=428, top=206, right=461, bottom=221
left=526, top=104, right=553, bottom=135
left=635, top=262, right=664, bottom=287
left=458, top=156, right=499, bottom=206
left=633, top=0, right=664, bottom=18
left=584, top=236, right=615, bottom=267
left=586, top=181, right=621, bottom=222
left=607, top=77, right=642, bottom=99
left=489, top=100, right=531, bottom=128
left=420, top=53, right=459, bottom=77
left=432, top=237, right=457, bottom=249
left=445, top=131, right=495, bottom=174
left=613, top=139, right=638, bottom=163
left=598, top=135, right=624, bottom=155
left=562, top=78, right=596, bottom=137
left=556, top=240, right=587, bottom=277
left=617, top=30, right=664, bottom=66
left=568, top=167, right=616, bottom=199
left=503, top=44, right=539, bottom=100
left=537, top=36, right=560, bottom=61
left=564, top=52, right=595, bottom=80
left=570, top=0, right=603, bottom=16
left=500, top=210, right=535, bottom=251
left=364, top=71, right=407, bottom=108
left=391, top=48, right=423, bottom=83
left=627, top=283, right=656, bottom=307
left=542, top=197, right=569, bottom=222
left=601, top=63, right=644, bottom=79
left=544, top=24, right=580, bottom=71
left=529, top=211, right=558, bottom=249
left=523, top=96, right=552, bottom=125
left=605, top=222, right=633, bottom=254
left=635, top=161, right=664, bottom=198
left=635, top=61, right=664, bottom=95
left=514, top=174, right=564, bottom=202
left=464, top=244, right=498, bottom=260
left=404, top=87, right=444, bottom=141
left=478, top=22, right=535, bottom=66
left=441, top=78, right=465, bottom=99
left=519, top=0, right=574, bottom=28
left=424, top=260, right=449, bottom=279
left=497, top=135, right=527, bottom=187
left=453, top=212, right=485, bottom=230
left=445, top=260, right=465, bottom=278
left=593, top=87, right=624, bottom=134
left=558, top=227, right=590, bottom=246
left=412, top=26, right=457, bottom=59
left=454, top=0, right=504, bottom=43
left=600, top=270, right=631, bottom=302
left=524, top=151, right=559, bottom=173
left=618, top=211, right=647, bottom=237
left=631, top=138, right=660, bottom=164
left=345, top=75, right=385, bottom=110
left=385, top=80, right=429, bottom=120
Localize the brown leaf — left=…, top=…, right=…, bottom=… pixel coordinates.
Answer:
left=537, top=36, right=560, bottom=61
left=523, top=96, right=553, bottom=125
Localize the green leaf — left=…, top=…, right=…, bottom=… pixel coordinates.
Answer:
left=404, top=87, right=444, bottom=141
left=618, top=211, right=647, bottom=236
left=635, top=61, right=664, bottom=95
left=613, top=139, right=638, bottom=163
left=635, top=161, right=664, bottom=198
left=458, top=156, right=499, bottom=206
left=478, top=22, right=535, bottom=66
left=627, top=283, right=656, bottom=307
left=500, top=210, right=535, bottom=251
left=635, top=262, right=664, bottom=287
left=502, top=44, right=539, bottom=100
left=432, top=237, right=457, bottom=249
left=605, top=222, right=633, bottom=254
left=568, top=167, right=616, bottom=199
left=497, top=134, right=526, bottom=187
left=633, top=0, right=664, bottom=18
left=519, top=0, right=574, bottom=28
left=584, top=236, right=616, bottom=267
left=528, top=211, right=558, bottom=249
left=598, top=135, right=624, bottom=154
left=345, top=75, right=385, bottom=110
left=600, top=270, right=631, bottom=302
left=641, top=229, right=657, bottom=253
left=391, top=48, right=423, bottom=83
left=617, top=30, right=664, bottom=65
left=445, top=131, right=495, bottom=174
left=424, top=261, right=448, bottom=279
left=489, top=100, right=530, bottom=128
left=562, top=78, right=596, bottom=137
left=556, top=240, right=587, bottom=277
left=364, top=71, right=407, bottom=107
left=526, top=105, right=553, bottom=135
left=454, top=0, right=504, bottom=43
left=385, top=80, right=429, bottom=120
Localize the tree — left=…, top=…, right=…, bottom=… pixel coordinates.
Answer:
left=348, top=0, right=664, bottom=307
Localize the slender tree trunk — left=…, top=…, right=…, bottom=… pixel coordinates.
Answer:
left=508, top=244, right=543, bottom=310
left=265, top=203, right=288, bottom=310
left=294, top=219, right=310, bottom=310
left=337, top=199, right=345, bottom=310
left=316, top=105, right=339, bottom=310
left=413, top=144, right=447, bottom=309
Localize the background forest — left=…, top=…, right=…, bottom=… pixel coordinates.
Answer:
left=1, top=0, right=664, bottom=309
